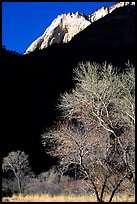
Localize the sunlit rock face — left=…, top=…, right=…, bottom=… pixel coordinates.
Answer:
left=88, top=2, right=135, bottom=22
left=24, top=12, right=91, bottom=54
left=24, top=2, right=135, bottom=54
left=41, top=12, right=91, bottom=48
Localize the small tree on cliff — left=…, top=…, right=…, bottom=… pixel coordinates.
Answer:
left=42, top=61, right=135, bottom=202
left=2, top=150, right=32, bottom=194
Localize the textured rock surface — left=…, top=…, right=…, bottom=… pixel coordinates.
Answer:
left=88, top=2, right=135, bottom=22
left=24, top=13, right=91, bottom=54
left=40, top=13, right=91, bottom=49
left=24, top=2, right=135, bottom=54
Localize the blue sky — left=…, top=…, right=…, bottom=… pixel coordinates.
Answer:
left=2, top=2, right=116, bottom=54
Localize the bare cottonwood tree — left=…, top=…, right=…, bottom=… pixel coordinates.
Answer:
left=42, top=62, right=135, bottom=202
left=2, top=150, right=32, bottom=194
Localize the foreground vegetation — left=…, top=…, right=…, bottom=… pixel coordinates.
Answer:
left=42, top=62, right=135, bottom=202
left=2, top=61, right=135, bottom=202
left=2, top=194, right=135, bottom=202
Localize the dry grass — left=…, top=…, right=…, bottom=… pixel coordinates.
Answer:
left=2, top=194, right=135, bottom=202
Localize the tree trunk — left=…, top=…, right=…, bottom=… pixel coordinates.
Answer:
left=15, top=174, right=22, bottom=194
left=109, top=177, right=124, bottom=202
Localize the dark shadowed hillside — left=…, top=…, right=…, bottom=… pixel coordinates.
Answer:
left=67, top=5, right=135, bottom=65
left=2, top=5, right=135, bottom=174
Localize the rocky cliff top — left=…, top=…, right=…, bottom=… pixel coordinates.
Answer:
left=24, top=2, right=135, bottom=54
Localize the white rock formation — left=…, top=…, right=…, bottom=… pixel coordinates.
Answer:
left=24, top=2, right=135, bottom=54
left=24, top=12, right=91, bottom=54
left=88, top=2, right=135, bottom=22
left=40, top=12, right=91, bottom=49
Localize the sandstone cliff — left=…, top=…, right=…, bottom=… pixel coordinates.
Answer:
left=24, top=2, right=135, bottom=54
left=24, top=13, right=91, bottom=54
